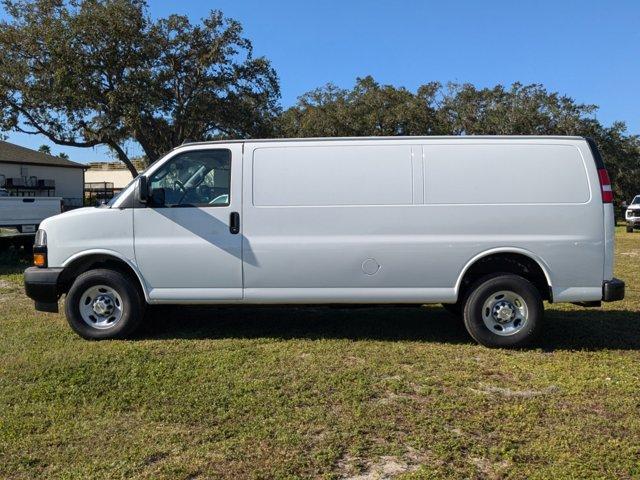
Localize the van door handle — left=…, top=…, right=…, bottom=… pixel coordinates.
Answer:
left=229, top=211, right=240, bottom=234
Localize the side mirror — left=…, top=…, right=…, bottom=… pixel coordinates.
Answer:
left=137, top=176, right=149, bottom=203
left=150, top=188, right=166, bottom=206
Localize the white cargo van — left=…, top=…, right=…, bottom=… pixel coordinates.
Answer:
left=24, top=136, right=625, bottom=347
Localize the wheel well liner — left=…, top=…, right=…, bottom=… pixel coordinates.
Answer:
left=457, top=252, right=552, bottom=302
left=58, top=254, right=145, bottom=299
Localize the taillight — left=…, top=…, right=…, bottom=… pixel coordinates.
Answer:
left=598, top=169, right=613, bottom=203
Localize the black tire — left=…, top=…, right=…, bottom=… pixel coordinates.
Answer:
left=441, top=302, right=462, bottom=317
left=65, top=269, right=144, bottom=340
left=463, top=274, right=543, bottom=348
left=627, top=225, right=634, bottom=233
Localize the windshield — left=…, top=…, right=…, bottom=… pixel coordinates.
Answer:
left=106, top=175, right=140, bottom=207
left=630, top=196, right=640, bottom=205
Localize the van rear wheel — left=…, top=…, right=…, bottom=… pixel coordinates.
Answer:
left=65, top=269, right=144, bottom=340
left=463, top=274, right=542, bottom=348
left=627, top=225, right=634, bottom=233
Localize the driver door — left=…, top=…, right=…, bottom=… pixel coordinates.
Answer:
left=133, top=146, right=243, bottom=302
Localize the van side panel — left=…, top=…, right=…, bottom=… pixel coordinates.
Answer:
left=243, top=142, right=454, bottom=301
left=253, top=145, right=413, bottom=206
left=242, top=139, right=605, bottom=304
left=424, top=141, right=604, bottom=301
left=425, top=144, right=590, bottom=204
left=603, top=203, right=615, bottom=281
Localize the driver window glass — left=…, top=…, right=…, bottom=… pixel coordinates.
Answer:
left=148, top=149, right=231, bottom=207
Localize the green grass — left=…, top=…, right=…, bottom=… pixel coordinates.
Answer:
left=1, top=228, right=639, bottom=479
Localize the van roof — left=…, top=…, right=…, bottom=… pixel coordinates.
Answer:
left=180, top=135, right=586, bottom=149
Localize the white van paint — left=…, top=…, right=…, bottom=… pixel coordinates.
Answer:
left=424, top=144, right=591, bottom=204
left=253, top=145, right=414, bottom=206
left=25, top=136, right=625, bottom=346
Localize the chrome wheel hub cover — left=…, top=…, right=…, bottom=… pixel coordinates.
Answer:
left=492, top=301, right=516, bottom=323
left=78, top=285, right=124, bottom=330
left=481, top=290, right=529, bottom=336
left=92, top=295, right=115, bottom=316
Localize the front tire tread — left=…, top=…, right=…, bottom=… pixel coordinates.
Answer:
left=65, top=269, right=144, bottom=340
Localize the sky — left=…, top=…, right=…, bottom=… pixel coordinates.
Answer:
left=3, top=0, right=639, bottom=163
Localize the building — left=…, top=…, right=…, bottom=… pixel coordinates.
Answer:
left=84, top=162, right=135, bottom=202
left=0, top=140, right=86, bottom=207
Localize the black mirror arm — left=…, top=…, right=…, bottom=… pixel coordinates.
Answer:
left=138, top=177, right=149, bottom=203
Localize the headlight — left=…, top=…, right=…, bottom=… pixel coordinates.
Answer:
left=33, top=230, right=47, bottom=267
left=34, top=229, right=47, bottom=247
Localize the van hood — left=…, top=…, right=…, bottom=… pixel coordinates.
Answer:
left=39, top=206, right=108, bottom=230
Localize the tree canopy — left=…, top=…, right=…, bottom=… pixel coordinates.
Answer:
left=0, top=0, right=280, bottom=175
left=279, top=77, right=640, bottom=204
left=278, top=76, right=445, bottom=137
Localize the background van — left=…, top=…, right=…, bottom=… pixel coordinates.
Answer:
left=24, top=136, right=625, bottom=347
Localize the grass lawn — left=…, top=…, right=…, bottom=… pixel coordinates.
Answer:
left=1, top=227, right=639, bottom=479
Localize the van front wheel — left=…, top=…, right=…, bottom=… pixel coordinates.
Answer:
left=463, top=274, right=543, bottom=348
left=65, top=269, right=144, bottom=340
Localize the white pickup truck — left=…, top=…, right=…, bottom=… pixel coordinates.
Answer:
left=625, top=195, right=640, bottom=232
left=0, top=196, right=62, bottom=233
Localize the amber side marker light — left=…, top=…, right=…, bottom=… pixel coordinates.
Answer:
left=33, top=252, right=46, bottom=267
left=33, top=229, right=47, bottom=267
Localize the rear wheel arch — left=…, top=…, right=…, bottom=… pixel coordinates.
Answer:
left=456, top=250, right=552, bottom=303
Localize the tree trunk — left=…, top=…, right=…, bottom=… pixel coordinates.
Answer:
left=106, top=141, right=138, bottom=177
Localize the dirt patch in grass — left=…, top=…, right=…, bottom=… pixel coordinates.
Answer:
left=337, top=447, right=427, bottom=479
left=467, top=456, right=512, bottom=479
left=470, top=383, right=561, bottom=398
left=0, top=278, right=19, bottom=302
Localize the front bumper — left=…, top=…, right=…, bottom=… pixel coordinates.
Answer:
left=24, top=267, right=63, bottom=312
left=602, top=278, right=625, bottom=302
left=626, top=209, right=640, bottom=226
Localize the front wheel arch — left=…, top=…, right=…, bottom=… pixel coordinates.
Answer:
left=58, top=253, right=147, bottom=302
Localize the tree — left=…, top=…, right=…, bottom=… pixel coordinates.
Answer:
left=280, top=78, right=640, bottom=205
left=0, top=0, right=280, bottom=175
left=278, top=76, right=445, bottom=137
left=58, top=152, right=70, bottom=159
left=37, top=145, right=52, bottom=155
left=437, top=82, right=600, bottom=135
